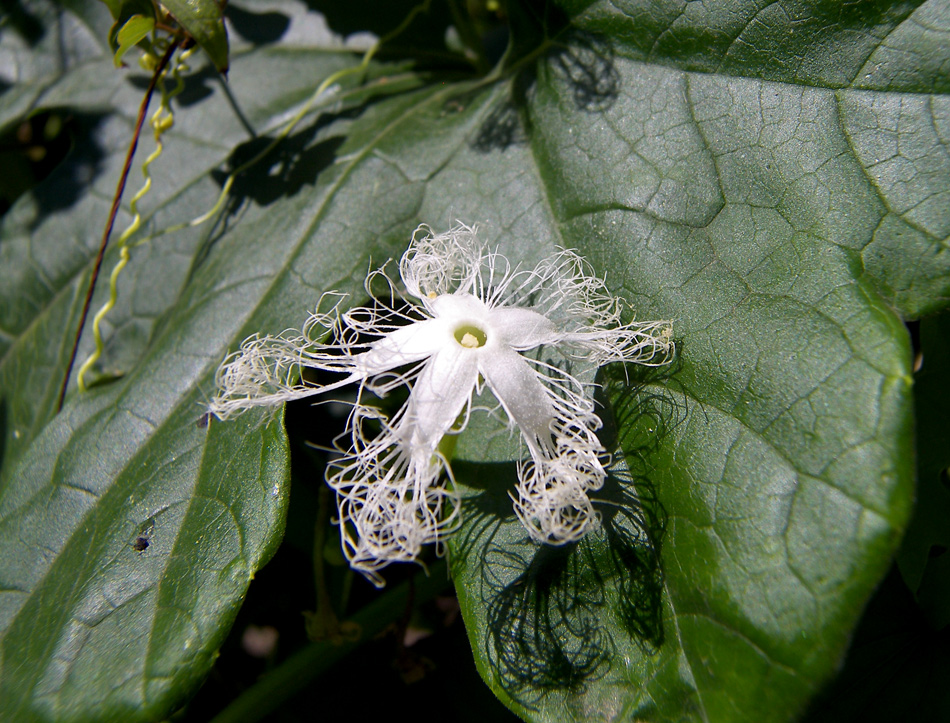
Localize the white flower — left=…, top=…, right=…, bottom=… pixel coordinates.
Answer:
left=210, top=224, right=673, bottom=586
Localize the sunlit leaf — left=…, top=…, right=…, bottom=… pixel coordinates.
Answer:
left=111, top=14, right=154, bottom=67
left=1, top=0, right=947, bottom=720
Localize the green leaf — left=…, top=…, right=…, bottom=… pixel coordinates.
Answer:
left=111, top=14, right=155, bottom=67
left=551, top=0, right=950, bottom=319
left=162, top=0, right=230, bottom=73
left=2, top=0, right=948, bottom=720
left=0, top=399, right=289, bottom=721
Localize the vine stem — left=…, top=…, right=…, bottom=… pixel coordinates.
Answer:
left=56, top=40, right=179, bottom=412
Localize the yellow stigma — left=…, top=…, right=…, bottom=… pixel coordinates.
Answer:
left=454, top=324, right=487, bottom=348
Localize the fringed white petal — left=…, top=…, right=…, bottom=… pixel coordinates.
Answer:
left=479, top=345, right=605, bottom=544
left=400, top=223, right=482, bottom=301
left=327, top=403, right=460, bottom=587
left=209, top=295, right=356, bottom=420
left=478, top=345, right=559, bottom=449
left=486, top=307, right=559, bottom=350
left=354, top=318, right=448, bottom=376
left=326, top=345, right=477, bottom=586
left=561, top=319, right=674, bottom=367
left=402, top=343, right=480, bottom=452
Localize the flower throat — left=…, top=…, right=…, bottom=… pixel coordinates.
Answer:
left=454, top=324, right=487, bottom=349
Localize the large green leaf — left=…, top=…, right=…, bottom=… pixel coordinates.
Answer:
left=1, top=0, right=947, bottom=720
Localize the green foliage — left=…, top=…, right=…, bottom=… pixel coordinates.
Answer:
left=160, top=0, right=229, bottom=72
left=0, top=0, right=947, bottom=721
left=110, top=14, right=155, bottom=67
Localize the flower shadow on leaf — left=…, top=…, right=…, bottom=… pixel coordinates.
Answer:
left=471, top=29, right=618, bottom=153
left=451, top=454, right=666, bottom=710
left=546, top=31, right=619, bottom=113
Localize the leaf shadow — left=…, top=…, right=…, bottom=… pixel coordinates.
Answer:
left=183, top=108, right=361, bottom=287
left=211, top=116, right=348, bottom=207
left=304, top=0, right=454, bottom=57
left=471, top=28, right=619, bottom=154
left=23, top=111, right=108, bottom=230
left=0, top=0, right=45, bottom=46
left=125, top=64, right=218, bottom=108
left=225, top=4, right=291, bottom=46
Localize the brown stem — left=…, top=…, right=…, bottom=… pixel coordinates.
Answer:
left=56, top=41, right=179, bottom=412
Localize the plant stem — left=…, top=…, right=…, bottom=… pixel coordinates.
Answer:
left=446, top=0, right=490, bottom=74
left=216, top=73, right=257, bottom=138
left=304, top=484, right=347, bottom=642
left=209, top=561, right=451, bottom=723
left=56, top=40, right=178, bottom=412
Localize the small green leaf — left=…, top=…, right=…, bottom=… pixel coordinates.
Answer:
left=111, top=14, right=154, bottom=67
left=162, top=0, right=230, bottom=72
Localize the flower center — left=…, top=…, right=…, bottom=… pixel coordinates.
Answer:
left=454, top=324, right=487, bottom=349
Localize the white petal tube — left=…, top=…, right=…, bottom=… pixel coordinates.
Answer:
left=402, top=341, right=480, bottom=456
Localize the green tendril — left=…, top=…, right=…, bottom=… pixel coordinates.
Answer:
left=77, top=0, right=432, bottom=390
left=76, top=45, right=193, bottom=391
